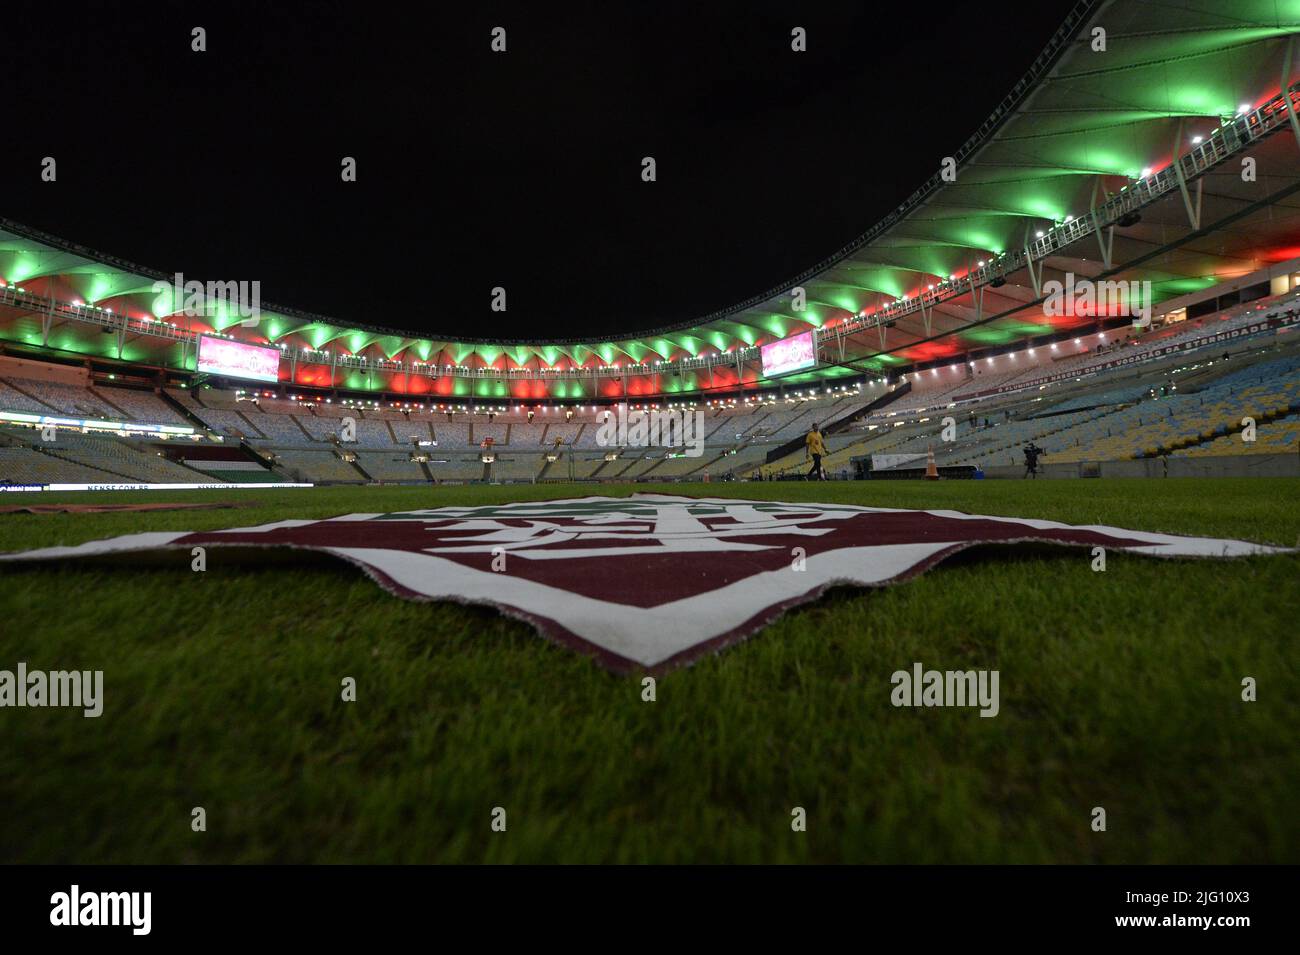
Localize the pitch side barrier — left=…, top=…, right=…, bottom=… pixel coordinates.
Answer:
left=848, top=458, right=979, bottom=480
left=980, top=454, right=1300, bottom=480
left=0, top=482, right=314, bottom=492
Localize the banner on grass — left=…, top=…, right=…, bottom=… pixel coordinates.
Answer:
left=0, top=494, right=1287, bottom=671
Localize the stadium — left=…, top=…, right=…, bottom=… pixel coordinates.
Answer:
left=2, top=0, right=1299, bottom=879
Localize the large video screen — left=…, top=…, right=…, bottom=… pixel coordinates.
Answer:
left=196, top=335, right=282, bottom=383
left=760, top=331, right=816, bottom=377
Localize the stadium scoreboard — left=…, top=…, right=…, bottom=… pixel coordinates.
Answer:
left=760, top=331, right=817, bottom=377
left=196, top=335, right=282, bottom=383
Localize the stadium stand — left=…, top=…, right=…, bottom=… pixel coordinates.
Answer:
left=548, top=424, right=582, bottom=448
left=355, top=451, right=428, bottom=482
left=434, top=420, right=471, bottom=448
left=271, top=449, right=363, bottom=483
left=40, top=432, right=204, bottom=482
left=748, top=336, right=1300, bottom=478
left=183, top=459, right=282, bottom=483
left=360, top=406, right=408, bottom=421
left=240, top=407, right=312, bottom=445
left=92, top=387, right=190, bottom=425
left=0, top=379, right=60, bottom=414
left=471, top=420, right=510, bottom=445
left=7, top=377, right=124, bottom=418
left=391, top=419, right=437, bottom=445
left=0, top=446, right=122, bottom=484
left=426, top=456, right=488, bottom=481
left=490, top=455, right=542, bottom=481
left=1175, top=413, right=1300, bottom=457
left=0, top=427, right=202, bottom=483
left=3, top=292, right=1298, bottom=487
left=1023, top=354, right=1300, bottom=465
left=508, top=422, right=546, bottom=447
left=168, top=389, right=266, bottom=438
left=297, top=413, right=356, bottom=444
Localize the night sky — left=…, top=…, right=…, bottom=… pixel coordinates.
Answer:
left=3, top=1, right=1076, bottom=340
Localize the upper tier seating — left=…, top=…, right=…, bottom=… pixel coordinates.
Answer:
left=0, top=379, right=62, bottom=414
left=92, top=387, right=190, bottom=425
left=355, top=451, right=428, bottom=482
left=6, top=378, right=122, bottom=418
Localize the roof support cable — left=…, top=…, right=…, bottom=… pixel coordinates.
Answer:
left=1283, top=35, right=1300, bottom=149
left=1172, top=118, right=1203, bottom=231
left=1090, top=176, right=1114, bottom=270
left=1025, top=253, right=1042, bottom=297
left=1021, top=222, right=1042, bottom=296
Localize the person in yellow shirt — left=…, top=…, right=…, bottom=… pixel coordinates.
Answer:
left=805, top=424, right=827, bottom=481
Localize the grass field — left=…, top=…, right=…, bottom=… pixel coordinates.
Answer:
left=1, top=477, right=1297, bottom=863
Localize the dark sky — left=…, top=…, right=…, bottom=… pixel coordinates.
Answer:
left=3, top=0, right=1077, bottom=341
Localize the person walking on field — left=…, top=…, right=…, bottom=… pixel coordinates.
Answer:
left=805, top=423, right=828, bottom=481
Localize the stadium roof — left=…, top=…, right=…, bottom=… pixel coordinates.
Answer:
left=3, top=0, right=1300, bottom=396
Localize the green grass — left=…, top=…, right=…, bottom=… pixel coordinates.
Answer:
left=1, top=478, right=1297, bottom=863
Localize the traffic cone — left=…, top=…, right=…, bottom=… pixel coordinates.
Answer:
left=925, top=445, right=940, bottom=481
